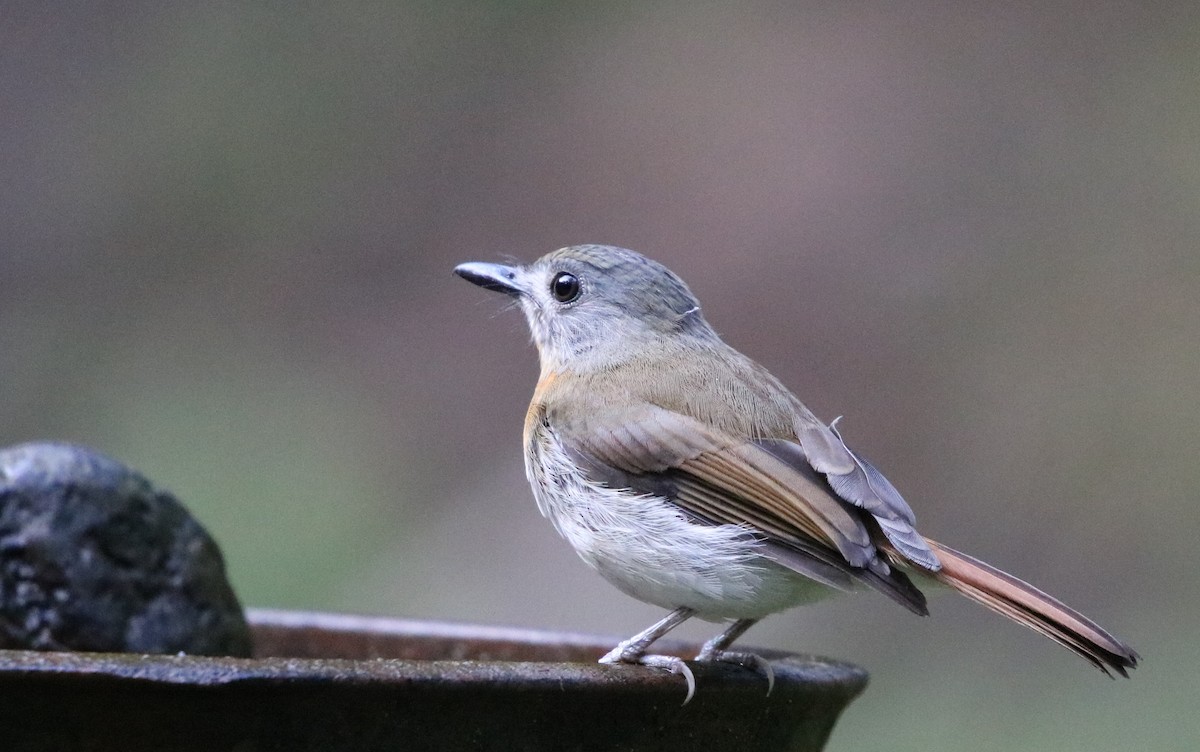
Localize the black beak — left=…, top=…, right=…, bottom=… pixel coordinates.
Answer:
left=454, top=262, right=523, bottom=297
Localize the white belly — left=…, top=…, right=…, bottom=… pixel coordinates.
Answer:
left=525, top=424, right=837, bottom=620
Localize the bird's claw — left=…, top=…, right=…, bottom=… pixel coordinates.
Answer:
left=639, top=654, right=697, bottom=704
left=600, top=651, right=697, bottom=705
left=695, top=649, right=775, bottom=696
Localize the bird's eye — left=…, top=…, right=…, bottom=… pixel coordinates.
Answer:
left=550, top=272, right=581, bottom=303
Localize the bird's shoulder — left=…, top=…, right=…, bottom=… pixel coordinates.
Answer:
left=541, top=345, right=813, bottom=443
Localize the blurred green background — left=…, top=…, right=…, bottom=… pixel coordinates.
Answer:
left=2, top=2, right=1195, bottom=749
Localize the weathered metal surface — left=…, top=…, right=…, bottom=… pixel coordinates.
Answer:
left=0, top=609, right=867, bottom=751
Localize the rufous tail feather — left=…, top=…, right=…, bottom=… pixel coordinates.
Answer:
left=922, top=538, right=1138, bottom=677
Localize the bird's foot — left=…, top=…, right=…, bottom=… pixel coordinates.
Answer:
left=694, top=647, right=775, bottom=696
left=600, top=646, right=697, bottom=705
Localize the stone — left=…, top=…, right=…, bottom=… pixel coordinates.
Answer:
left=0, top=442, right=251, bottom=656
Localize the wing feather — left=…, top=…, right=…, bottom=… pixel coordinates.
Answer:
left=560, top=404, right=928, bottom=613
left=762, top=423, right=942, bottom=571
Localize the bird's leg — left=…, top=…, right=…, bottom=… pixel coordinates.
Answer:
left=695, top=618, right=775, bottom=696
left=600, top=607, right=698, bottom=703
left=599, top=606, right=695, bottom=663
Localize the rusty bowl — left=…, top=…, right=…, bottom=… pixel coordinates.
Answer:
left=0, top=608, right=867, bottom=751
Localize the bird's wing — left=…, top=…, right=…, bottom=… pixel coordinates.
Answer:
left=557, top=403, right=928, bottom=614
left=767, top=417, right=941, bottom=571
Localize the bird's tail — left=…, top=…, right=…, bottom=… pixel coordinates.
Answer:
left=923, top=538, right=1139, bottom=677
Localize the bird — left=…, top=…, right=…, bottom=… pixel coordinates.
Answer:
left=454, top=244, right=1138, bottom=702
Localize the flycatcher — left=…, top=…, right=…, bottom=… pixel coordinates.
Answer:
left=455, top=245, right=1137, bottom=701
